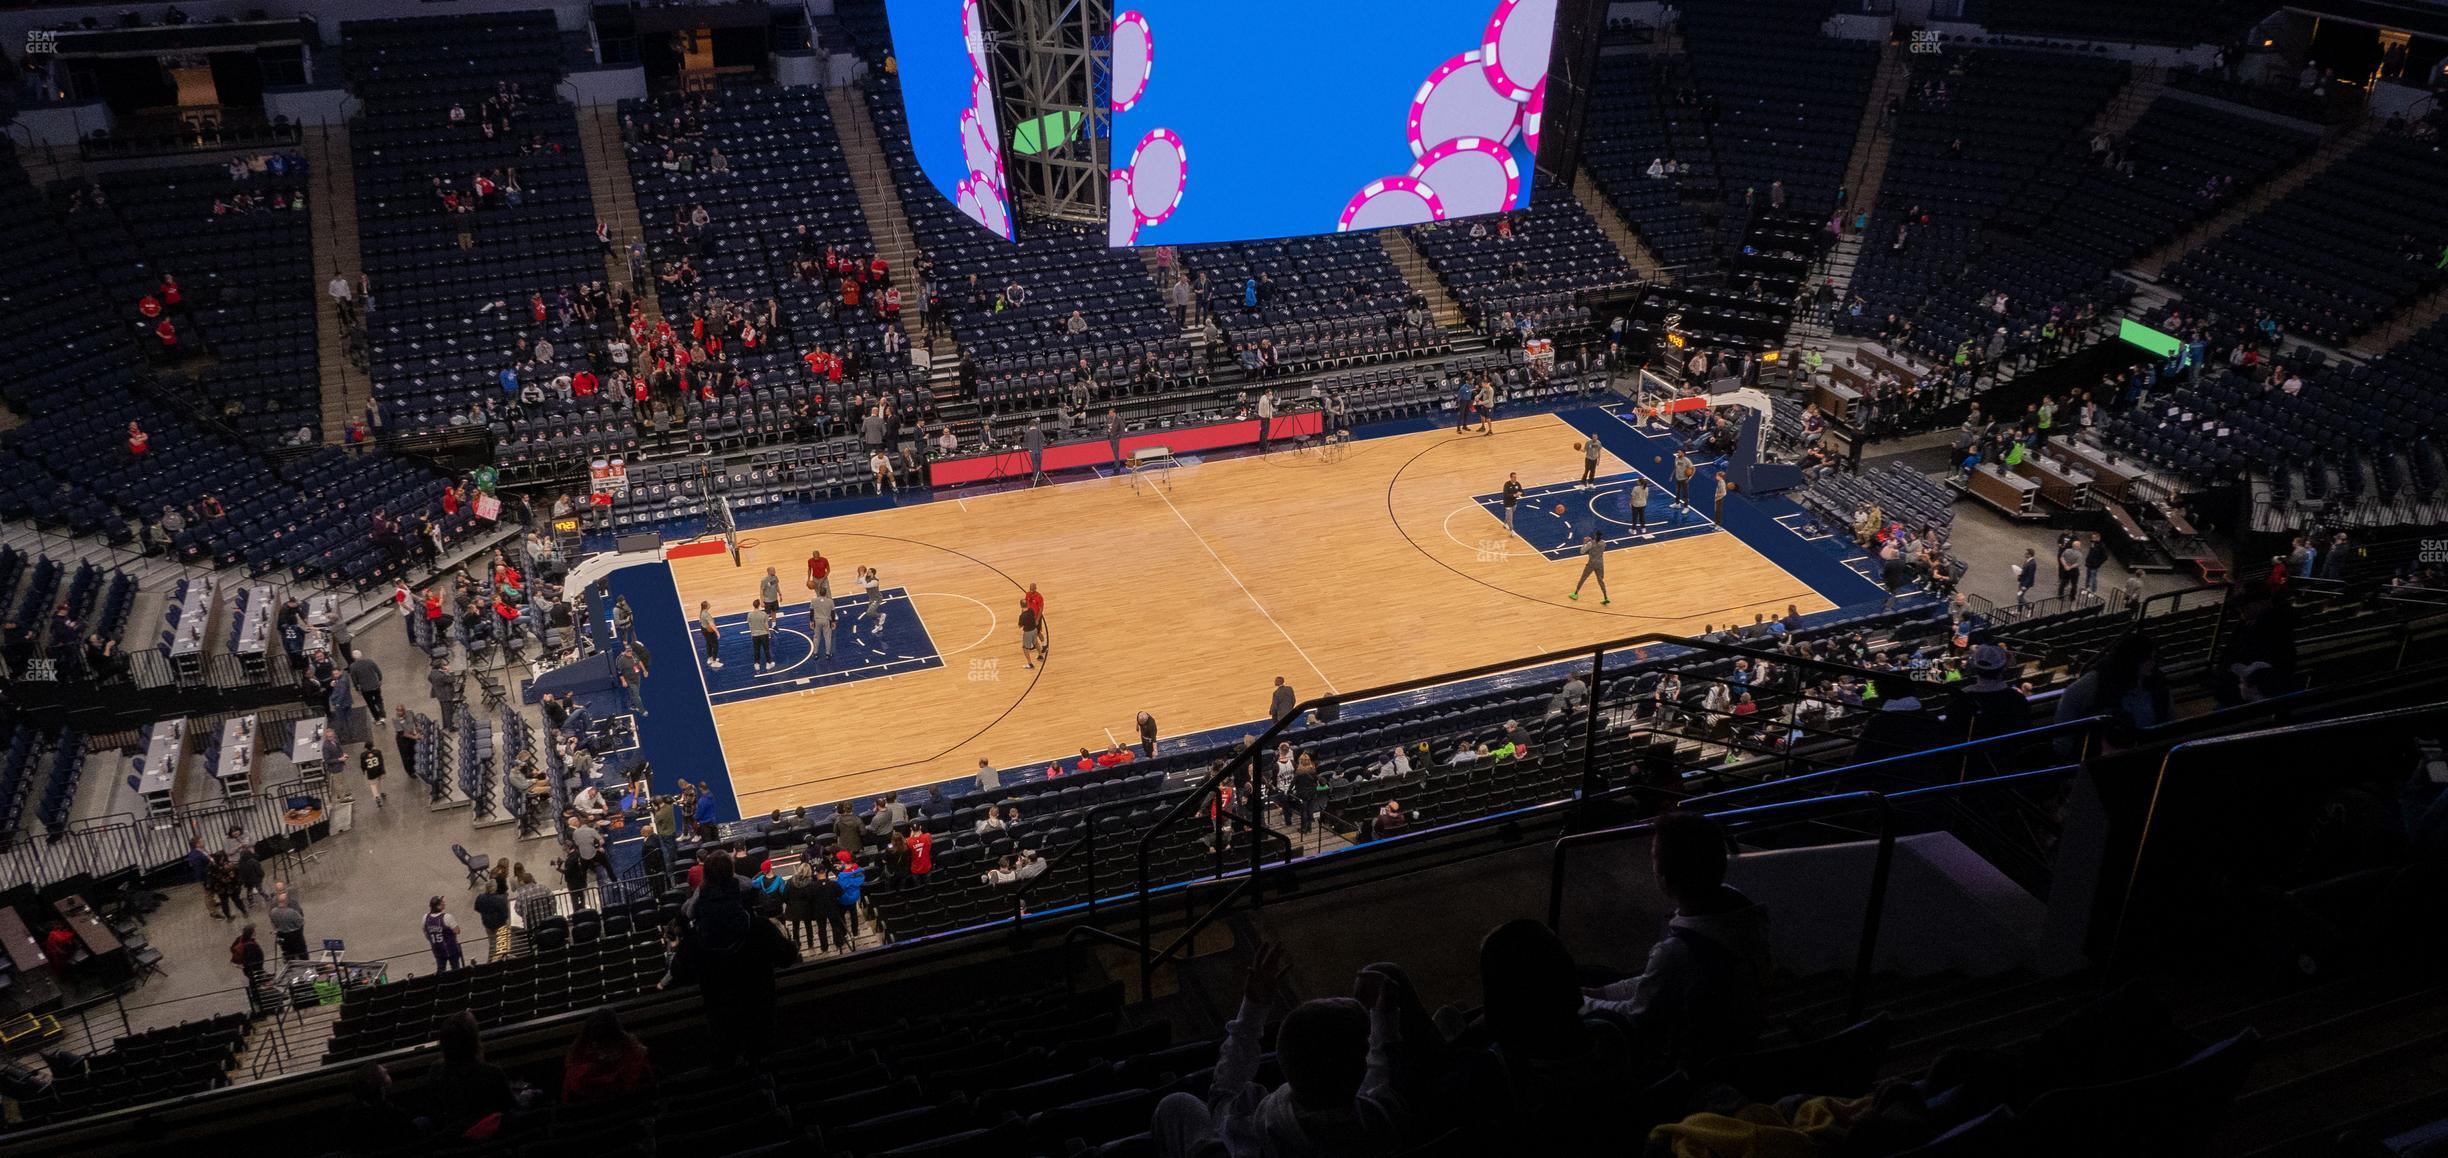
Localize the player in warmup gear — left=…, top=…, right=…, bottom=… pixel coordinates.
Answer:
left=697, top=600, right=723, bottom=670
left=1500, top=473, right=1523, bottom=532
left=1568, top=530, right=1611, bottom=604
left=1022, top=584, right=1049, bottom=664
left=1579, top=437, right=1601, bottom=486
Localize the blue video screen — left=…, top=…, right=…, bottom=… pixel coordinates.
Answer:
left=1106, top=0, right=1555, bottom=246
left=885, top=0, right=1014, bottom=240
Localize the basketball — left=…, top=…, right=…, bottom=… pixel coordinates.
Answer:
left=1573, top=441, right=1584, bottom=451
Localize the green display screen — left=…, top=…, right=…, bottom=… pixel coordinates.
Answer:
left=2118, top=317, right=2182, bottom=359
left=1009, top=111, right=1083, bottom=157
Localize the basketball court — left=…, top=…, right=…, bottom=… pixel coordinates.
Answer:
left=640, top=406, right=1857, bottom=816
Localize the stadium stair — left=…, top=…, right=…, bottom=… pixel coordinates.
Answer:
left=1835, top=39, right=1909, bottom=236
left=1375, top=228, right=1467, bottom=329
left=1570, top=168, right=1672, bottom=283
left=302, top=123, right=372, bottom=442
left=818, top=84, right=923, bottom=339
left=2129, top=115, right=2378, bottom=280
left=823, top=82, right=954, bottom=398
left=575, top=105, right=656, bottom=322
left=2086, top=64, right=2170, bottom=143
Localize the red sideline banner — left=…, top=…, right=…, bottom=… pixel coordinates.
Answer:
left=927, top=411, right=1324, bottom=488
left=665, top=539, right=730, bottom=561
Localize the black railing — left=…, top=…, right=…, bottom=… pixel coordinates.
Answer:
left=1109, top=631, right=1948, bottom=994
left=2105, top=698, right=2448, bottom=971
left=1548, top=789, right=1895, bottom=1022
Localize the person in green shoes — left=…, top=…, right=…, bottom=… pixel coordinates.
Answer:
left=1568, top=531, right=1611, bottom=605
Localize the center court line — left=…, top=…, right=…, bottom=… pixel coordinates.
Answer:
left=1148, top=482, right=1340, bottom=695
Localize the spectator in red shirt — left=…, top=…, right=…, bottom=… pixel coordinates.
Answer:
left=126, top=421, right=149, bottom=456
left=159, top=274, right=181, bottom=307
left=156, top=318, right=178, bottom=349
left=906, top=825, right=933, bottom=882
left=572, top=369, right=598, bottom=397
left=442, top=486, right=462, bottom=516
left=43, top=924, right=76, bottom=978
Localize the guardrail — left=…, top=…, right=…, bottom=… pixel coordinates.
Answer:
left=1091, top=630, right=1951, bottom=994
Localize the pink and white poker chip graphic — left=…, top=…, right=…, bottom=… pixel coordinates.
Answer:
left=1522, top=77, right=1547, bottom=153
left=1480, top=0, right=1556, bottom=103
left=1127, top=128, right=1186, bottom=225
left=1409, top=136, right=1520, bottom=217
left=1408, top=49, right=1522, bottom=158
left=1111, top=11, right=1153, bottom=113
left=960, top=109, right=1000, bottom=184
left=1339, top=175, right=1446, bottom=232
left=956, top=173, right=1012, bottom=240
left=1108, top=171, right=1139, bottom=246
left=961, top=0, right=986, bottom=72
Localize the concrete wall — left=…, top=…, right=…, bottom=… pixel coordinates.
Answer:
left=2373, top=79, right=2435, bottom=120
left=11, top=101, right=110, bottom=149
left=1730, top=832, right=2046, bottom=978
left=0, top=0, right=595, bottom=51
left=264, top=86, right=353, bottom=128
left=563, top=65, right=649, bottom=108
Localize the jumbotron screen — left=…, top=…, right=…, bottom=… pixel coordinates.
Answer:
left=1106, top=0, right=1557, bottom=246
left=886, top=0, right=1015, bottom=240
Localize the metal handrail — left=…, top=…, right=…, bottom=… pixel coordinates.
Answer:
left=1680, top=715, right=2111, bottom=810
left=1548, top=790, right=1896, bottom=1023
left=2105, top=698, right=2448, bottom=970
left=1120, top=631, right=1945, bottom=993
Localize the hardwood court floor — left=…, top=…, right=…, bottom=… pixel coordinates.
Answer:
left=670, top=412, right=1832, bottom=815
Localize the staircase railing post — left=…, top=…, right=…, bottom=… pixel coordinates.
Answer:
left=1578, top=645, right=1607, bottom=809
